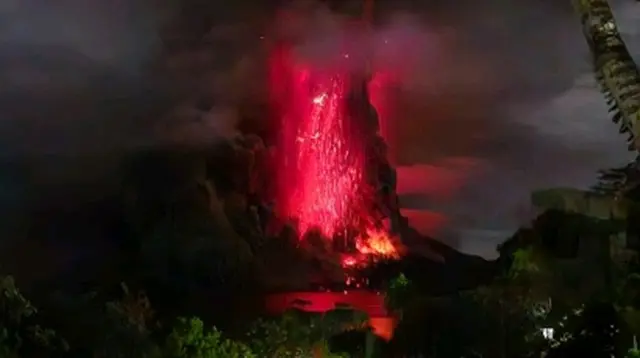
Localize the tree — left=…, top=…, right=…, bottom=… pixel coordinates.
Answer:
left=592, top=159, right=640, bottom=198
left=164, top=317, right=255, bottom=358
left=0, top=275, right=67, bottom=357
left=384, top=273, right=411, bottom=314
left=470, top=247, right=555, bottom=358
left=246, top=307, right=366, bottom=357
left=571, top=0, right=640, bottom=198
left=572, top=0, right=640, bottom=153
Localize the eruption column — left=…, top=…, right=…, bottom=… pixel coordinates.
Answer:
left=270, top=44, right=400, bottom=263
left=271, top=47, right=367, bottom=239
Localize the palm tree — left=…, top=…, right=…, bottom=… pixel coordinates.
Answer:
left=572, top=0, right=640, bottom=196
left=532, top=4, right=640, bottom=350
left=572, top=0, right=640, bottom=151
left=534, top=1, right=640, bottom=213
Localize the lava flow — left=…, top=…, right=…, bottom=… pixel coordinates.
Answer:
left=269, top=43, right=400, bottom=264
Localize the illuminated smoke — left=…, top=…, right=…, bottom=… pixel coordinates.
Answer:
left=368, top=71, right=395, bottom=159
left=269, top=42, right=401, bottom=263
left=271, top=44, right=366, bottom=239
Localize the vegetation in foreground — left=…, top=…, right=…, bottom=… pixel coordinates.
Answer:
left=2, top=204, right=640, bottom=358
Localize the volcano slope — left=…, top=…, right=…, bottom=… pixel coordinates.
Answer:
left=116, top=72, right=498, bottom=294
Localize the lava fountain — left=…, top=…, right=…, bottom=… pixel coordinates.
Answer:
left=269, top=43, right=400, bottom=262
left=270, top=48, right=364, bottom=239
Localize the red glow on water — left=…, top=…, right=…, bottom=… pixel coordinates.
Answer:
left=265, top=290, right=397, bottom=340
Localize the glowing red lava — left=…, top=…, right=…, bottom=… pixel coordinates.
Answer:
left=270, top=45, right=364, bottom=239
left=356, top=227, right=400, bottom=258
left=269, top=43, right=400, bottom=263
left=284, top=74, right=362, bottom=239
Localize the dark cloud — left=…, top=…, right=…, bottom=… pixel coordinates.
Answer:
left=0, top=0, right=175, bottom=155
left=376, top=0, right=638, bottom=257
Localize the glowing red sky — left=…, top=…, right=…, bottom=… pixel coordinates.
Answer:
left=369, top=72, right=480, bottom=238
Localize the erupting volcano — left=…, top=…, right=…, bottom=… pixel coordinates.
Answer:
left=269, top=43, right=400, bottom=263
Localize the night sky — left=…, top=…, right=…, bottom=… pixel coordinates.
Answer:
left=390, top=0, right=638, bottom=258
left=0, top=0, right=638, bottom=260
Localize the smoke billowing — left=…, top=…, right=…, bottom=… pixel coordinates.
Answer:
left=368, top=0, right=638, bottom=257
left=268, top=0, right=637, bottom=257
left=0, top=0, right=637, bottom=258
